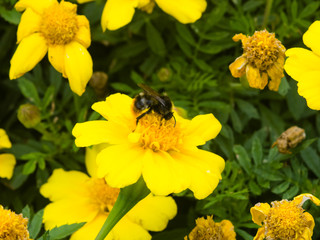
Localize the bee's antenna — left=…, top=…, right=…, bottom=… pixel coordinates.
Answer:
left=173, top=114, right=176, bottom=127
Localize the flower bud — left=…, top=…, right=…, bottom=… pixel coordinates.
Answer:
left=157, top=68, right=171, bottom=82
left=17, top=103, right=41, bottom=128
left=89, top=71, right=108, bottom=98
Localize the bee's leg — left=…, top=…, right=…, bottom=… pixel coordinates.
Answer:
left=136, top=108, right=152, bottom=126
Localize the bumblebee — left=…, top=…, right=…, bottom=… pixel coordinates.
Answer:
left=134, top=83, right=175, bottom=125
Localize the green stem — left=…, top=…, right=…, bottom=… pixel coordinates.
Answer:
left=95, top=177, right=150, bottom=240
left=262, top=0, right=273, bottom=28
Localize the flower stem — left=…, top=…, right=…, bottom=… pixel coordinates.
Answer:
left=95, top=177, right=150, bottom=240
left=263, top=0, right=273, bottom=28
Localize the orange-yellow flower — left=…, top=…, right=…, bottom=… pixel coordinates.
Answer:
left=0, top=129, right=16, bottom=179
left=10, top=0, right=93, bottom=96
left=229, top=30, right=286, bottom=91
left=0, top=205, right=31, bottom=240
left=284, top=21, right=320, bottom=110
left=251, top=193, right=320, bottom=240
left=184, top=215, right=236, bottom=240
left=72, top=93, right=224, bottom=199
left=40, top=144, right=177, bottom=240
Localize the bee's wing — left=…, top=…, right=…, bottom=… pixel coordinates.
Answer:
left=138, top=83, right=167, bottom=106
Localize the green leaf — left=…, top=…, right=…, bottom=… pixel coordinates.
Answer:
left=299, top=2, right=320, bottom=18
left=300, top=148, right=320, bottom=178
left=22, top=159, right=37, bottom=175
left=110, top=82, right=134, bottom=93
left=146, top=22, right=166, bottom=56
left=48, top=223, right=86, bottom=240
left=17, top=78, right=41, bottom=106
left=278, top=76, right=290, bottom=96
left=233, top=145, right=251, bottom=174
left=175, top=23, right=196, bottom=45
left=29, top=209, right=44, bottom=239
left=236, top=99, right=259, bottom=119
left=42, top=86, right=55, bottom=109
left=251, top=137, right=263, bottom=166
left=254, top=168, right=283, bottom=181
left=283, top=185, right=299, bottom=199
left=230, top=109, right=243, bottom=133
left=249, top=180, right=262, bottom=195
left=271, top=181, right=290, bottom=194
left=236, top=229, right=254, bottom=240
left=22, top=205, right=31, bottom=220
left=291, top=0, right=298, bottom=19
left=9, top=165, right=29, bottom=189
left=0, top=6, right=21, bottom=25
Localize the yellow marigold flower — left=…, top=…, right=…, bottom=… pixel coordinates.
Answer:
left=229, top=29, right=286, bottom=91
left=284, top=21, right=320, bottom=110
left=40, top=144, right=177, bottom=240
left=184, top=215, right=236, bottom=240
left=10, top=0, right=93, bottom=96
left=0, top=129, right=16, bottom=179
left=251, top=193, right=320, bottom=240
left=72, top=93, right=224, bottom=199
left=0, top=205, right=31, bottom=240
left=94, top=0, right=207, bottom=31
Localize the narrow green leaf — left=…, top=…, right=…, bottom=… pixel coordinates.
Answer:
left=251, top=137, right=263, bottom=166
left=300, top=148, right=320, bottom=178
left=236, top=99, right=259, bottom=119
left=230, top=109, right=243, bottom=133
left=22, top=159, right=37, bottom=175
left=271, top=181, right=290, bottom=194
left=22, top=205, right=31, bottom=220
left=42, top=86, right=55, bottom=109
left=254, top=168, right=283, bottom=181
left=175, top=23, right=196, bottom=45
left=0, top=6, right=21, bottom=25
left=29, top=209, right=44, bottom=239
left=146, top=22, right=166, bottom=56
left=283, top=185, right=299, bottom=199
left=299, top=2, right=320, bottom=18
left=49, top=223, right=86, bottom=240
left=17, top=78, right=41, bottom=106
left=249, top=180, right=262, bottom=195
left=233, top=145, right=251, bottom=174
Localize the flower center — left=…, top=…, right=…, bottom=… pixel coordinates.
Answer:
left=244, top=30, right=282, bottom=71
left=0, top=205, right=30, bottom=240
left=40, top=2, right=79, bottom=46
left=131, top=112, right=182, bottom=152
left=186, top=216, right=225, bottom=240
left=264, top=200, right=308, bottom=239
left=87, top=178, right=119, bottom=213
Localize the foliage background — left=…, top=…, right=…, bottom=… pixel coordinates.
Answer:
left=0, top=0, right=320, bottom=239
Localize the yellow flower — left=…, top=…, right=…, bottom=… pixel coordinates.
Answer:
left=10, top=0, right=93, bottom=96
left=72, top=93, right=224, bottom=199
left=251, top=193, right=320, bottom=240
left=40, top=144, right=177, bottom=240
left=184, top=215, right=236, bottom=240
left=284, top=21, right=320, bottom=110
left=96, top=0, right=207, bottom=31
left=229, top=29, right=286, bottom=91
left=0, top=205, right=31, bottom=240
left=0, top=129, right=16, bottom=179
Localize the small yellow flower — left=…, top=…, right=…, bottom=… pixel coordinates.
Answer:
left=0, top=129, right=16, bottom=179
left=0, top=205, right=31, bottom=240
left=251, top=193, right=320, bottom=240
left=229, top=29, right=286, bottom=91
left=91, top=0, right=207, bottom=31
left=284, top=21, right=320, bottom=110
left=10, top=0, right=93, bottom=96
left=72, top=93, right=224, bottom=199
left=184, top=215, right=236, bottom=240
left=40, top=144, right=177, bottom=240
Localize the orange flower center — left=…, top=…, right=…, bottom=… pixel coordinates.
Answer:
left=243, top=30, right=284, bottom=71
left=264, top=200, right=309, bottom=239
left=40, top=2, right=79, bottom=46
left=131, top=112, right=182, bottom=152
left=0, top=205, right=30, bottom=240
left=87, top=178, right=119, bottom=213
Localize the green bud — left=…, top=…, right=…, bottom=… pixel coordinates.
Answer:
left=17, top=104, right=41, bottom=128
left=157, top=67, right=171, bottom=82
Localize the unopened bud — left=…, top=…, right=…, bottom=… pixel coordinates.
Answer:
left=17, top=104, right=41, bottom=128
left=89, top=71, right=108, bottom=98
left=157, top=68, right=171, bottom=82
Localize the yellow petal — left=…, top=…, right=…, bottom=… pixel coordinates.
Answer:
left=40, top=169, right=89, bottom=201
left=183, top=114, right=221, bottom=146
left=127, top=194, right=177, bottom=231
left=92, top=93, right=136, bottom=129
left=250, top=202, right=270, bottom=226
left=303, top=20, right=320, bottom=56
left=296, top=71, right=320, bottom=110
left=9, top=33, right=48, bottom=80
left=101, top=0, right=138, bottom=31
left=170, top=149, right=224, bottom=199
left=75, top=16, right=91, bottom=48
left=229, top=55, right=248, bottom=78
left=219, top=220, right=236, bottom=239
left=246, top=65, right=267, bottom=90
left=303, top=212, right=315, bottom=233
left=155, top=0, right=206, bottom=23
left=17, top=8, right=41, bottom=43
left=85, top=143, right=109, bottom=178
left=142, top=149, right=187, bottom=196
left=15, top=0, right=56, bottom=14
left=0, top=129, right=12, bottom=149
left=72, top=121, right=113, bottom=147
left=64, top=41, right=93, bottom=96
left=284, top=48, right=320, bottom=81
left=76, top=0, right=94, bottom=3
left=48, top=45, right=66, bottom=77
left=0, top=153, right=16, bottom=179
left=267, top=60, right=284, bottom=91
left=253, top=227, right=266, bottom=240
left=292, top=193, right=320, bottom=206
left=96, top=144, right=143, bottom=188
